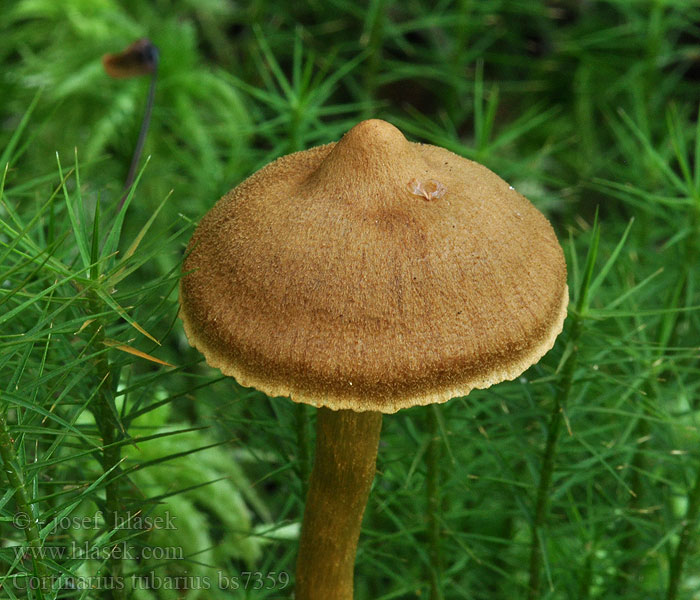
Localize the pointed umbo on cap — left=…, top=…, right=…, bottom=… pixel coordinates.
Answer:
left=179, top=119, right=568, bottom=413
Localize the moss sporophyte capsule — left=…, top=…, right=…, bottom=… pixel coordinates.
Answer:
left=179, top=119, right=568, bottom=599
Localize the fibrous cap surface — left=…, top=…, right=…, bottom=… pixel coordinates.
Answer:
left=180, top=119, right=568, bottom=413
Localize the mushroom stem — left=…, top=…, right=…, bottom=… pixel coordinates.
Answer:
left=295, top=407, right=383, bottom=599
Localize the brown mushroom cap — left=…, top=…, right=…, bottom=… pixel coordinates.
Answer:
left=179, top=119, right=568, bottom=413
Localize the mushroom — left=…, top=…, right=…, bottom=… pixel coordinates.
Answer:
left=179, top=119, right=567, bottom=599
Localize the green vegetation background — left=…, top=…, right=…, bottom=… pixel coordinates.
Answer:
left=1, top=0, right=699, bottom=598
